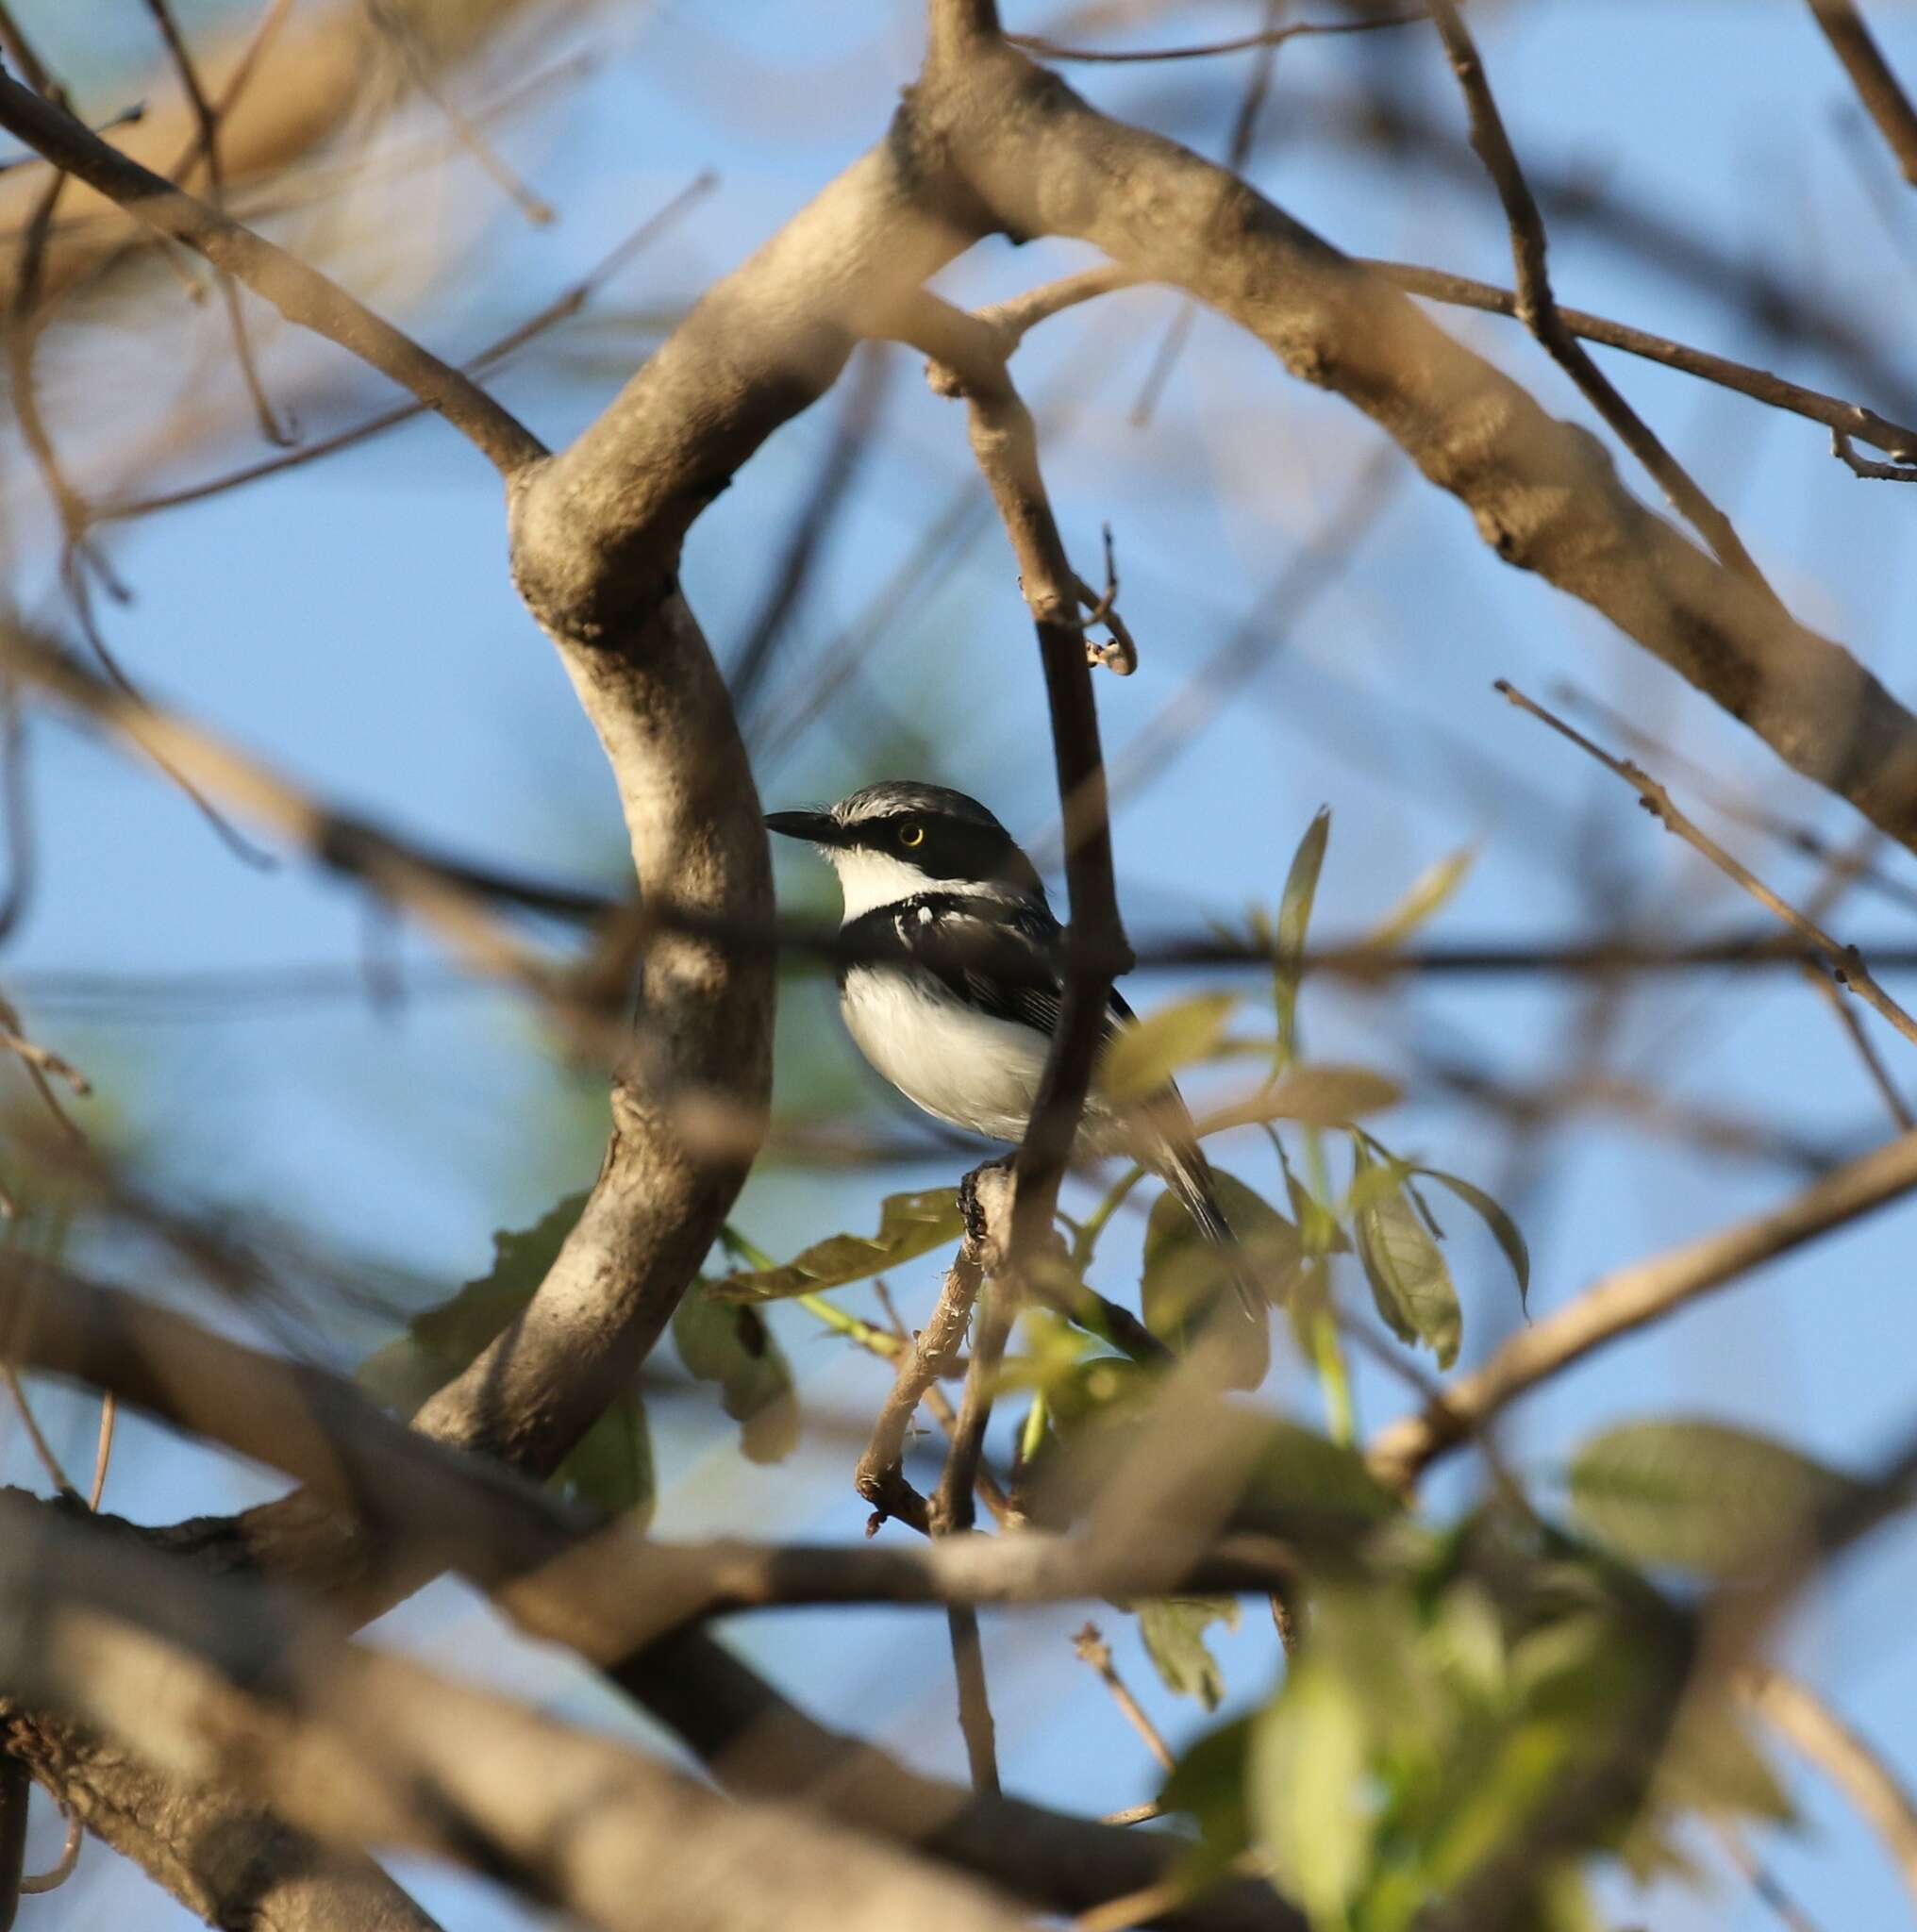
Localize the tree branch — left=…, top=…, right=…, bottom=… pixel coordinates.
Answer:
left=1007, top=11, right=1427, bottom=65
left=0, top=70, right=542, bottom=474
left=1425, top=0, right=1774, bottom=592
left=1740, top=1667, right=1917, bottom=1912
left=932, top=40, right=1917, bottom=854
left=1809, top=0, right=1917, bottom=188
left=1367, top=1125, right=1917, bottom=1487
left=0, top=1249, right=1305, bottom=1929
left=1370, top=257, right=1917, bottom=464
left=1495, top=678, right=1917, bottom=1054
left=0, top=1495, right=1032, bottom=1932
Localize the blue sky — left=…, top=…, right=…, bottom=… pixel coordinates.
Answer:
left=8, top=2, right=1917, bottom=1924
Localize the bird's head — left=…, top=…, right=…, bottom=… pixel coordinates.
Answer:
left=767, top=781, right=1045, bottom=922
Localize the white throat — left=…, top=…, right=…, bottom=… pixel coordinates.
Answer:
left=825, top=846, right=1035, bottom=924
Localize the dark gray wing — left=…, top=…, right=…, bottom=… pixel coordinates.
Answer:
left=847, top=893, right=1130, bottom=1043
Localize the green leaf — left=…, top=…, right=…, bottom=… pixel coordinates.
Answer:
left=709, top=1189, right=964, bottom=1301
left=1136, top=1597, right=1241, bottom=1711
left=1653, top=1692, right=1792, bottom=1824
left=1101, top=992, right=1239, bottom=1103
left=1250, top=1659, right=1371, bottom=1928
left=1421, top=1715, right=1582, bottom=1895
left=1276, top=1141, right=1350, bottom=1258
left=1242, top=1420, right=1405, bottom=1535
left=1202, top=1064, right=1401, bottom=1135
left=1160, top=1717, right=1254, bottom=1866
left=1141, top=1169, right=1291, bottom=1387
left=1567, top=1419, right=1858, bottom=1576
left=672, top=1289, right=800, bottom=1463
left=357, top=1191, right=592, bottom=1418
left=1275, top=807, right=1331, bottom=1066
left=357, top=1189, right=654, bottom=1522
left=554, top=1394, right=656, bottom=1524
left=1369, top=845, right=1475, bottom=949
left=1415, top=1167, right=1529, bottom=1313
left=1352, top=1148, right=1461, bottom=1369
left=412, top=1190, right=590, bottom=1359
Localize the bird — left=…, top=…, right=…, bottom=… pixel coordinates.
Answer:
left=766, top=780, right=1261, bottom=1320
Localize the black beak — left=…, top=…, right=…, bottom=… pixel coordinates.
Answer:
left=765, top=809, right=842, bottom=847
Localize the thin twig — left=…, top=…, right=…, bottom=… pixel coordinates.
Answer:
left=173, top=0, right=295, bottom=188
left=1495, top=679, right=1917, bottom=1055
left=0, top=627, right=582, bottom=1026
left=1100, top=1802, right=1164, bottom=1828
left=1072, top=1876, right=1203, bottom=1932
left=1809, top=0, right=1917, bottom=188
left=1373, top=258, right=1917, bottom=464
left=857, top=1244, right=983, bottom=1535
left=945, top=1596, right=1000, bottom=1798
left=1740, top=1668, right=1917, bottom=1912
left=1072, top=1623, right=1175, bottom=1773
left=140, top=0, right=290, bottom=444
left=1832, top=426, right=1917, bottom=480
left=0, top=71, right=544, bottom=475
left=363, top=0, right=555, bottom=225
left=1368, top=1124, right=1917, bottom=1487
left=87, top=1391, right=114, bottom=1511
left=1804, top=964, right=1914, bottom=1128
left=1010, top=9, right=1426, bottom=64
left=1130, top=0, right=1285, bottom=426
left=1549, top=681, right=1917, bottom=915
left=975, top=265, right=1142, bottom=351
left=101, top=174, right=715, bottom=523
left=18, top=1807, right=80, bottom=1893
left=0, top=1022, right=87, bottom=1095
left=927, top=1178, right=1016, bottom=1799
left=869, top=1279, right=1019, bottom=1528
left=897, top=288, right=1141, bottom=672
left=1427, top=0, right=1777, bottom=592
left=732, top=345, right=891, bottom=716
left=1, top=1363, right=75, bottom=1496
left=1712, top=1822, right=1826, bottom=1932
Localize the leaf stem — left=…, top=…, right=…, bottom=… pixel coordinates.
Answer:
left=1072, top=1163, right=1147, bottom=1269
left=795, top=1291, right=902, bottom=1357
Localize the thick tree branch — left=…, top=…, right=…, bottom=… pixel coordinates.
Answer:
left=932, top=40, right=1917, bottom=854
left=1367, top=1125, right=1917, bottom=1488
left=0, top=1250, right=1314, bottom=1656
left=0, top=1250, right=1305, bottom=1928
left=0, top=1497, right=1031, bottom=1932
left=3, top=1708, right=442, bottom=1932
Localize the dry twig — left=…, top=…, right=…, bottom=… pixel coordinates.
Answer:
left=1073, top=1622, right=1175, bottom=1774
left=1426, top=0, right=1774, bottom=591
left=1496, top=680, right=1917, bottom=1055
left=1809, top=0, right=1917, bottom=188
left=1740, top=1667, right=1917, bottom=1912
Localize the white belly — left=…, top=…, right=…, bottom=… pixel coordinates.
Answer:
left=842, top=965, right=1065, bottom=1146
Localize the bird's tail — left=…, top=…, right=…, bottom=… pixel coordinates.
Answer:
left=1159, top=1141, right=1266, bottom=1321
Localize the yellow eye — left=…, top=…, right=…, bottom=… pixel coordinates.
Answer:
left=899, top=822, right=925, bottom=848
